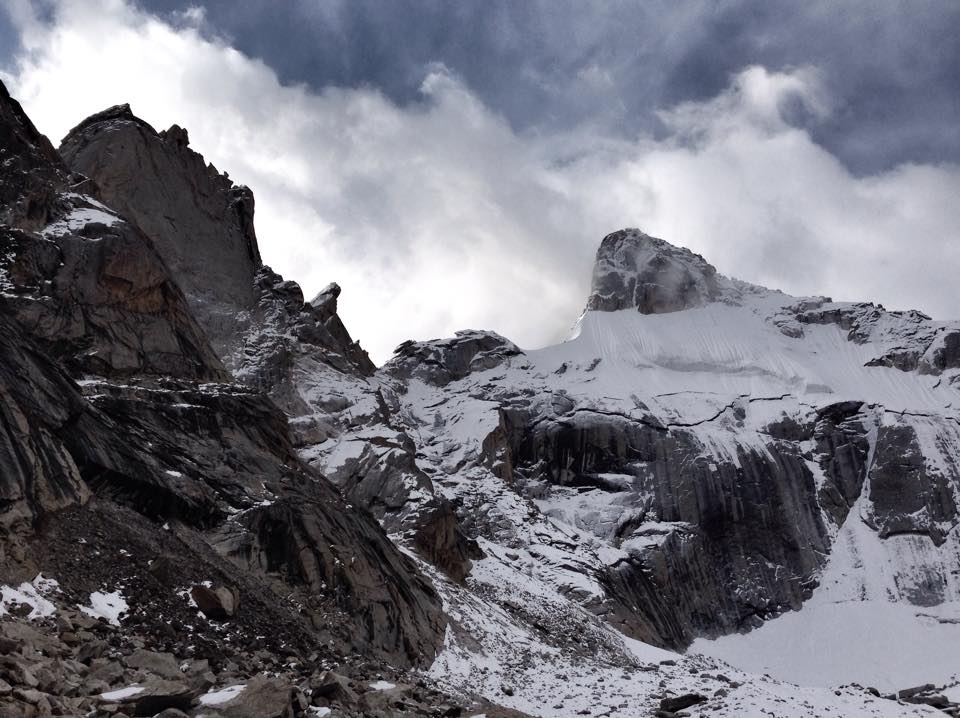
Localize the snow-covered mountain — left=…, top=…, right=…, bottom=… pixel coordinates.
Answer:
left=318, top=227, right=959, bottom=714
left=2, top=80, right=959, bottom=717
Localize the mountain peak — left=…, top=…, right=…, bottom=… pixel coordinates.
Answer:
left=59, top=104, right=262, bottom=327
left=586, top=228, right=745, bottom=313
left=61, top=102, right=157, bottom=142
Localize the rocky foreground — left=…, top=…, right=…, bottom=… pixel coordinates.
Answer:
left=2, top=76, right=960, bottom=717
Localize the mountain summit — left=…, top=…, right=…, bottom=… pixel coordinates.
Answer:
left=587, top=228, right=755, bottom=313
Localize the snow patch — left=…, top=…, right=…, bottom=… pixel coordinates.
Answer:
left=0, top=574, right=58, bottom=620
left=42, top=207, right=120, bottom=237
left=100, top=685, right=145, bottom=701
left=80, top=590, right=128, bottom=626
left=199, top=684, right=246, bottom=706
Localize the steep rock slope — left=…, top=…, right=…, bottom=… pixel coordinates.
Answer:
left=61, top=103, right=478, bottom=583
left=0, top=89, right=226, bottom=382
left=0, top=316, right=91, bottom=562
left=59, top=106, right=260, bottom=319
left=0, top=81, right=446, bottom=673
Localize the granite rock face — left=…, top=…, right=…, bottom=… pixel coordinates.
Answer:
left=1, top=211, right=228, bottom=381
left=0, top=316, right=90, bottom=561
left=0, top=94, right=226, bottom=382
left=501, top=409, right=830, bottom=645
left=866, top=420, right=958, bottom=546
left=586, top=229, right=744, bottom=313
left=59, top=106, right=261, bottom=344
left=387, top=330, right=524, bottom=386
left=0, top=81, right=67, bottom=230
left=58, top=102, right=471, bottom=584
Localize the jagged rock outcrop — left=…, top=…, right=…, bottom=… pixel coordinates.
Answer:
left=588, top=229, right=960, bottom=379
left=387, top=330, right=524, bottom=386
left=58, top=101, right=474, bottom=585
left=0, top=81, right=67, bottom=230
left=58, top=104, right=374, bottom=381
left=0, top=91, right=226, bottom=382
left=586, top=229, right=749, bottom=313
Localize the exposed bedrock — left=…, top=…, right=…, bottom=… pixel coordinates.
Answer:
left=587, top=228, right=735, bottom=313
left=811, top=401, right=870, bottom=527
left=313, top=399, right=482, bottom=583
left=58, top=103, right=374, bottom=380
left=59, top=105, right=261, bottom=328
left=0, top=219, right=228, bottom=381
left=387, top=329, right=524, bottom=386
left=493, top=387, right=960, bottom=644
left=0, top=80, right=68, bottom=229
left=500, top=409, right=832, bottom=646
left=866, top=421, right=959, bottom=546
left=0, top=317, right=91, bottom=565
left=56, top=101, right=471, bottom=587
left=40, top=374, right=446, bottom=666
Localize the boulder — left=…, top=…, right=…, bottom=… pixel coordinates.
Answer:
left=210, top=676, right=296, bottom=718
left=385, top=330, right=523, bottom=386
left=123, top=650, right=183, bottom=681
left=190, top=586, right=238, bottom=621
left=309, top=671, right=356, bottom=703
left=660, top=693, right=707, bottom=712
left=105, top=679, right=196, bottom=717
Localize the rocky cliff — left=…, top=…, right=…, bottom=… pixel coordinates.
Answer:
left=58, top=101, right=478, bottom=587
left=0, top=80, right=451, bottom=714
left=59, top=103, right=373, bottom=382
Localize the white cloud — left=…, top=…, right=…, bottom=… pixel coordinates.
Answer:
left=4, top=0, right=959, bottom=363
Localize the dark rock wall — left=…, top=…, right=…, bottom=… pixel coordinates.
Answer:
left=0, top=317, right=90, bottom=564
left=59, top=106, right=261, bottom=323
left=504, top=410, right=833, bottom=647
left=867, top=422, right=958, bottom=546
left=58, top=104, right=376, bottom=382
left=1, top=220, right=228, bottom=381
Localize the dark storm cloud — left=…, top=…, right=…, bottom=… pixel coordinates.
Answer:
left=0, top=7, right=23, bottom=62
left=4, top=0, right=960, bottom=363
left=132, top=0, right=960, bottom=175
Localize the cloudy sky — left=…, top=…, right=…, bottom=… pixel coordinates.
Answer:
left=2, top=0, right=959, bottom=363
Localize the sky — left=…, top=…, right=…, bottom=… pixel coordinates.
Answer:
left=1, top=0, right=959, bottom=363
